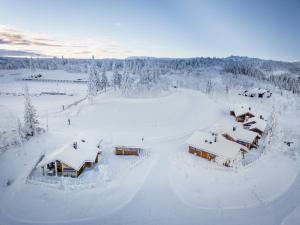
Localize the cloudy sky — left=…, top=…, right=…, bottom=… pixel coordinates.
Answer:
left=0, top=0, right=300, bottom=61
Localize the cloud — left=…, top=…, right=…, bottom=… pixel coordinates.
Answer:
left=0, top=28, right=63, bottom=47
left=0, top=49, right=45, bottom=57
left=0, top=25, right=131, bottom=58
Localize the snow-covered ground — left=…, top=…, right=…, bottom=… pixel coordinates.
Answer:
left=0, top=69, right=299, bottom=225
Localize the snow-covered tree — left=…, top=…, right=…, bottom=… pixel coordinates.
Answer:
left=112, top=70, right=122, bottom=89
left=16, top=118, right=24, bottom=144
left=87, top=56, right=101, bottom=100
left=205, top=80, right=214, bottom=94
left=121, top=71, right=134, bottom=96
left=29, top=57, right=36, bottom=77
left=23, top=85, right=39, bottom=137
left=100, top=70, right=109, bottom=92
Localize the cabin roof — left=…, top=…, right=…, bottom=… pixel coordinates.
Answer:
left=186, top=131, right=247, bottom=160
left=249, top=88, right=268, bottom=94
left=39, top=137, right=101, bottom=171
left=249, top=119, right=267, bottom=133
left=212, top=123, right=259, bottom=143
left=229, top=104, right=255, bottom=117
left=112, top=135, right=143, bottom=148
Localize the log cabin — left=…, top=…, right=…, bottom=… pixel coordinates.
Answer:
left=39, top=139, right=102, bottom=177
left=115, top=146, right=141, bottom=156
left=229, top=105, right=255, bottom=123
left=243, top=116, right=267, bottom=135
left=249, top=119, right=267, bottom=136
left=186, top=131, right=248, bottom=167
left=221, top=126, right=260, bottom=149
left=113, top=136, right=143, bottom=156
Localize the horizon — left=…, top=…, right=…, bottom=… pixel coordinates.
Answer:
left=1, top=0, right=300, bottom=61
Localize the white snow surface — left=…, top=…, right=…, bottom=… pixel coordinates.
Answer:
left=0, top=69, right=299, bottom=225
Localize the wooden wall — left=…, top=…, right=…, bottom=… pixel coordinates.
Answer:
left=188, top=146, right=216, bottom=161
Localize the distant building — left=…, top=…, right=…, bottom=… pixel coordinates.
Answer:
left=39, top=139, right=101, bottom=177
left=186, top=131, right=248, bottom=167
left=240, top=88, right=272, bottom=98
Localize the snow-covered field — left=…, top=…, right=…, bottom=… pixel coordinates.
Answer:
left=0, top=69, right=299, bottom=225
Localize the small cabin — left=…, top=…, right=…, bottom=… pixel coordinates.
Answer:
left=115, top=146, right=141, bottom=156
left=249, top=120, right=267, bottom=136
left=243, top=116, right=266, bottom=131
left=113, top=137, right=143, bottom=156
left=222, top=126, right=260, bottom=149
left=186, top=131, right=248, bottom=167
left=39, top=139, right=102, bottom=177
left=230, top=105, right=255, bottom=122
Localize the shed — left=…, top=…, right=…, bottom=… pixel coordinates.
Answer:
left=113, top=136, right=143, bottom=156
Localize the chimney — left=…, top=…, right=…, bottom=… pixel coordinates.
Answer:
left=233, top=126, right=236, bottom=131
left=73, top=141, right=78, bottom=150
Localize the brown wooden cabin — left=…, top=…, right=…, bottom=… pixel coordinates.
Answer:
left=42, top=152, right=101, bottom=178
left=115, top=146, right=141, bottom=156
left=188, top=146, right=216, bottom=161
left=230, top=108, right=255, bottom=123
left=222, top=133, right=259, bottom=149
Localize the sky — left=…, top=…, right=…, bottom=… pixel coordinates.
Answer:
left=0, top=0, right=300, bottom=61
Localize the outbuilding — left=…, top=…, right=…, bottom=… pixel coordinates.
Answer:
left=113, top=136, right=143, bottom=156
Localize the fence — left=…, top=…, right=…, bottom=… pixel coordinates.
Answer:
left=16, top=78, right=87, bottom=84
left=26, top=149, right=151, bottom=190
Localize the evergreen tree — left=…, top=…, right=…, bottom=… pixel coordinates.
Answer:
left=23, top=85, right=39, bottom=137
left=121, top=71, right=134, bottom=96
left=16, top=118, right=24, bottom=144
left=87, top=56, right=100, bottom=100
left=100, top=70, right=108, bottom=92
left=113, top=69, right=122, bottom=89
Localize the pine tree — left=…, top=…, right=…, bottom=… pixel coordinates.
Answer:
left=16, top=118, right=24, bottom=144
left=100, top=70, right=108, bottom=92
left=121, top=71, right=134, bottom=96
left=113, top=69, right=122, bottom=89
left=87, top=56, right=100, bottom=100
left=23, top=85, right=39, bottom=137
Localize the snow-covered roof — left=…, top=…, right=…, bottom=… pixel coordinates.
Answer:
left=39, top=138, right=100, bottom=171
left=249, top=119, right=267, bottom=133
left=248, top=88, right=268, bottom=95
left=229, top=104, right=255, bottom=117
left=186, top=131, right=247, bottom=160
left=112, top=135, right=143, bottom=148
left=212, top=123, right=259, bottom=143
left=243, top=116, right=266, bottom=124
